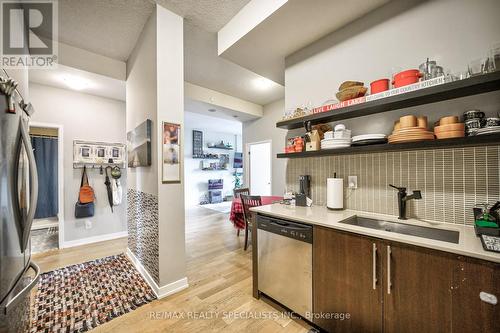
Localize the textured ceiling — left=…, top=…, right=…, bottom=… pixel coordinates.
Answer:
left=54, top=0, right=283, bottom=105
left=56, top=0, right=250, bottom=61
left=155, top=0, right=251, bottom=32
left=57, top=0, right=155, bottom=61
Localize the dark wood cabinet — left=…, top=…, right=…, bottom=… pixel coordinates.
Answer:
left=313, top=227, right=383, bottom=333
left=313, top=226, right=500, bottom=333
left=451, top=257, right=500, bottom=333
left=383, top=243, right=455, bottom=333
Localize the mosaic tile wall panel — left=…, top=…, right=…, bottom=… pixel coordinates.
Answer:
left=127, top=188, right=159, bottom=284
left=286, top=146, right=500, bottom=225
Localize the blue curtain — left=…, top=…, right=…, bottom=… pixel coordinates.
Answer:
left=31, top=136, right=58, bottom=219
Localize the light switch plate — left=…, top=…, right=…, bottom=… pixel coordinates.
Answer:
left=348, top=176, right=358, bottom=189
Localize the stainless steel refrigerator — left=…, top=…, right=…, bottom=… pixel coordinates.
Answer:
left=0, top=76, right=40, bottom=333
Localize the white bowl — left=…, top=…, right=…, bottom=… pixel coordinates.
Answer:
left=333, top=129, right=351, bottom=139
left=324, top=131, right=334, bottom=139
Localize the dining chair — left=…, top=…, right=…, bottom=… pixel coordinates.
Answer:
left=233, top=188, right=250, bottom=236
left=240, top=194, right=262, bottom=251
left=233, top=187, right=250, bottom=199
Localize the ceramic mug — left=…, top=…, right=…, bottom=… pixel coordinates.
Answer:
left=463, top=110, right=485, bottom=121
left=465, top=118, right=482, bottom=135
left=485, top=117, right=500, bottom=128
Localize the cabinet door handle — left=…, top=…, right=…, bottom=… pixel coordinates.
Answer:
left=372, top=243, right=377, bottom=290
left=387, top=245, right=392, bottom=294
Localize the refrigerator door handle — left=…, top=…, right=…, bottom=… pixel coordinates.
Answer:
left=19, top=117, right=38, bottom=252
left=1, top=261, right=40, bottom=315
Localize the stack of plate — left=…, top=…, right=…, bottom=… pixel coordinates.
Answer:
left=434, top=117, right=465, bottom=139
left=388, top=127, right=434, bottom=143
left=472, top=127, right=500, bottom=136
left=321, top=138, right=351, bottom=149
left=352, top=134, right=387, bottom=146
left=388, top=115, right=434, bottom=144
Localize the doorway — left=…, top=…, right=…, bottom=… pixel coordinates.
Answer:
left=247, top=141, right=272, bottom=196
left=29, top=122, right=64, bottom=253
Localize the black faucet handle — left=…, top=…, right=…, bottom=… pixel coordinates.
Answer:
left=389, top=184, right=406, bottom=192
left=412, top=190, right=422, bottom=199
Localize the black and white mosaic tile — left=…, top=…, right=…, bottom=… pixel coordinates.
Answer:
left=127, top=188, right=159, bottom=284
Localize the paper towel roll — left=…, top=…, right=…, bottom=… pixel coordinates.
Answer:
left=327, top=178, right=344, bottom=209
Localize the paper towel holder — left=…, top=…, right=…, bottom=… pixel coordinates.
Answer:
left=327, top=174, right=344, bottom=210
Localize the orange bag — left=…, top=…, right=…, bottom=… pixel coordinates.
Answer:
left=79, top=166, right=95, bottom=204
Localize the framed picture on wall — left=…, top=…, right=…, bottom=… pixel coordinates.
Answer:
left=127, top=119, right=152, bottom=168
left=162, top=122, right=181, bottom=183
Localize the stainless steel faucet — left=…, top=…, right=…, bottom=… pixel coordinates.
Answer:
left=389, top=184, right=422, bottom=220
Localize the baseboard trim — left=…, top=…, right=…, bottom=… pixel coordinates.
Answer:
left=126, top=248, right=189, bottom=299
left=61, top=231, right=128, bottom=249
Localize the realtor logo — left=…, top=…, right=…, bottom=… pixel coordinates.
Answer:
left=1, top=0, right=58, bottom=68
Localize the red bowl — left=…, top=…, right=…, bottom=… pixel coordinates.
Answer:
left=392, top=69, right=422, bottom=88
left=370, top=79, right=390, bottom=94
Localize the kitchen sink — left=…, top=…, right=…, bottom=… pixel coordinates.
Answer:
left=340, top=216, right=460, bottom=244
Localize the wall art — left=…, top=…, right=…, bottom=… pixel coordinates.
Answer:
left=127, top=119, right=152, bottom=168
left=162, top=122, right=181, bottom=183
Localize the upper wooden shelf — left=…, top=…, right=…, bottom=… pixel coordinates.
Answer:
left=276, top=71, right=500, bottom=130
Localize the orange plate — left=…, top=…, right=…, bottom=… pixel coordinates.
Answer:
left=389, top=137, right=435, bottom=143
left=390, top=132, right=435, bottom=139
left=393, top=127, right=432, bottom=134
left=435, top=130, right=465, bottom=139
left=434, top=123, right=465, bottom=133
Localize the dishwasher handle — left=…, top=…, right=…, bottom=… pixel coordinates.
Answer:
left=269, top=220, right=310, bottom=231
left=257, top=216, right=313, bottom=243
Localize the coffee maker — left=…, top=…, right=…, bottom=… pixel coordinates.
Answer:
left=299, top=175, right=311, bottom=198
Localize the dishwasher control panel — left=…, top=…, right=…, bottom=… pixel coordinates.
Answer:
left=257, top=215, right=313, bottom=243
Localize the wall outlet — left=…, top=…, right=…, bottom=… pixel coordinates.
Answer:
left=85, top=220, right=92, bottom=229
left=348, top=176, right=358, bottom=189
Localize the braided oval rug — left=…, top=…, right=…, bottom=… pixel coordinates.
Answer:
left=30, top=253, right=156, bottom=333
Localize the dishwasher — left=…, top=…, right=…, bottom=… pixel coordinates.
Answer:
left=257, top=215, right=312, bottom=318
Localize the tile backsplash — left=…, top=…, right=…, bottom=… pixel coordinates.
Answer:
left=286, top=146, right=500, bottom=225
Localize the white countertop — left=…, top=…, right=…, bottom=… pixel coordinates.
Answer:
left=250, top=203, right=500, bottom=264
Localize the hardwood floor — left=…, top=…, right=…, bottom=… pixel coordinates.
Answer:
left=33, top=207, right=311, bottom=333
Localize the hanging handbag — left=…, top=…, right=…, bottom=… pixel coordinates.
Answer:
left=75, top=166, right=95, bottom=218
left=75, top=200, right=94, bottom=218
left=78, top=166, right=95, bottom=204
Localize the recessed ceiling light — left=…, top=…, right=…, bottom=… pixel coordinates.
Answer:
left=253, top=77, right=274, bottom=90
left=208, top=108, right=216, bottom=112
left=61, top=75, right=91, bottom=91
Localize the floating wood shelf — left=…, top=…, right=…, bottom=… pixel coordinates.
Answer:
left=276, top=71, right=500, bottom=130
left=277, top=133, right=500, bottom=158
left=207, top=146, right=234, bottom=150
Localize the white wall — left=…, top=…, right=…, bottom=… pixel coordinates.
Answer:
left=156, top=4, right=186, bottom=288
left=184, top=112, right=243, bottom=207
left=59, top=42, right=126, bottom=81
left=285, top=0, right=500, bottom=135
left=29, top=83, right=127, bottom=243
left=243, top=99, right=286, bottom=195
left=126, top=12, right=158, bottom=195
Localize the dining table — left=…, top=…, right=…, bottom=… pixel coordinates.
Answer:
left=230, top=196, right=283, bottom=230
